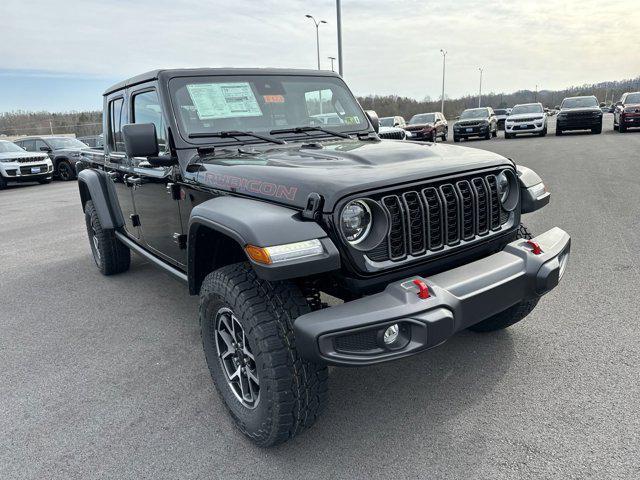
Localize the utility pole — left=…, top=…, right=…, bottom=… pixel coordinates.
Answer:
left=535, top=84, right=538, bottom=103
left=328, top=56, right=336, bottom=71
left=440, top=49, right=447, bottom=114
left=478, top=67, right=484, bottom=107
left=336, top=0, right=343, bottom=76
left=305, top=15, right=327, bottom=70
left=49, top=120, right=54, bottom=135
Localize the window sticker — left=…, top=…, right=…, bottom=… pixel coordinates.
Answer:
left=186, top=82, right=262, bottom=119
left=344, top=115, right=359, bottom=124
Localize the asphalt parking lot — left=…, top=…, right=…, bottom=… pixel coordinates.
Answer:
left=1, top=115, right=639, bottom=479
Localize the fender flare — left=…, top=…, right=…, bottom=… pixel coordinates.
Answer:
left=188, top=196, right=340, bottom=284
left=77, top=169, right=124, bottom=229
left=516, top=165, right=551, bottom=213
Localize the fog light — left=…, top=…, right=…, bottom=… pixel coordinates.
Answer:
left=383, top=324, right=399, bottom=345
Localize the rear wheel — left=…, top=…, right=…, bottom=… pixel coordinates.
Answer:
left=84, top=200, right=130, bottom=275
left=468, top=224, right=539, bottom=332
left=200, top=263, right=328, bottom=447
left=57, top=160, right=75, bottom=181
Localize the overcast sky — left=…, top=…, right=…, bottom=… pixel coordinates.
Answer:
left=1, top=0, right=639, bottom=112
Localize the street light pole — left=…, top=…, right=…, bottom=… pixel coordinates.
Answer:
left=478, top=67, right=484, bottom=107
left=336, top=0, right=343, bottom=76
left=328, top=56, right=336, bottom=71
left=305, top=15, right=327, bottom=70
left=440, top=49, right=447, bottom=114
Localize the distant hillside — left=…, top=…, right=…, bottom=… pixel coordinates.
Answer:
left=358, top=76, right=640, bottom=120
left=1, top=76, right=638, bottom=137
left=0, top=111, right=102, bottom=138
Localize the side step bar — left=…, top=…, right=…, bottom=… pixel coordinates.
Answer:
left=115, top=231, right=188, bottom=284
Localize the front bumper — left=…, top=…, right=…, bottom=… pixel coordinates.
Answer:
left=505, top=122, right=545, bottom=134
left=454, top=124, right=490, bottom=138
left=295, top=227, right=570, bottom=366
left=557, top=116, right=601, bottom=130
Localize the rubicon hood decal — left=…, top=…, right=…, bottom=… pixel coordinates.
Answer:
left=202, top=172, right=298, bottom=201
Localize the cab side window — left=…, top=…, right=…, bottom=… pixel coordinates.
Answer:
left=132, top=90, right=167, bottom=152
left=108, top=97, right=127, bottom=152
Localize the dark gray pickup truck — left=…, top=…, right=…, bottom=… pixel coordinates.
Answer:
left=77, top=68, right=570, bottom=446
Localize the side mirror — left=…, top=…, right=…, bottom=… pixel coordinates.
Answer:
left=39, top=146, right=52, bottom=152
left=554, top=105, right=560, bottom=110
left=616, top=101, right=623, bottom=107
left=122, top=123, right=159, bottom=158
left=365, top=110, right=380, bottom=133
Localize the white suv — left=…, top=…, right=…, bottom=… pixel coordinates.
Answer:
left=504, top=103, right=548, bottom=138
left=0, top=140, right=53, bottom=189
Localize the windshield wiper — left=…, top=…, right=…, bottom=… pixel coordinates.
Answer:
left=188, top=130, right=286, bottom=145
left=269, top=126, right=351, bottom=139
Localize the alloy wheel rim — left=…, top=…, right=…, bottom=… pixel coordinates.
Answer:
left=90, top=224, right=102, bottom=265
left=214, top=307, right=260, bottom=408
left=59, top=164, right=70, bottom=180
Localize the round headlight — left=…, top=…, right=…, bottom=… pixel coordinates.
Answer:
left=340, top=200, right=371, bottom=244
left=497, top=170, right=510, bottom=203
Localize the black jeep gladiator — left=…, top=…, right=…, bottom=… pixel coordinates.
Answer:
left=77, top=68, right=570, bottom=446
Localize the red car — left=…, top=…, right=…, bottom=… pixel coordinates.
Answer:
left=614, top=91, right=640, bottom=132
left=403, top=112, right=448, bottom=142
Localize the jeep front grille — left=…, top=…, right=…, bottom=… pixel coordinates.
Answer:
left=367, top=171, right=513, bottom=263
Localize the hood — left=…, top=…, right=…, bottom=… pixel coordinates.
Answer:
left=623, top=103, right=640, bottom=111
left=404, top=123, right=434, bottom=131
left=559, top=106, right=600, bottom=114
left=507, top=112, right=545, bottom=120
left=0, top=151, right=49, bottom=162
left=189, top=139, right=512, bottom=212
left=455, top=117, right=488, bottom=124
left=378, top=126, right=405, bottom=133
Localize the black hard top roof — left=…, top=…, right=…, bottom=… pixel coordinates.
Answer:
left=104, top=68, right=342, bottom=96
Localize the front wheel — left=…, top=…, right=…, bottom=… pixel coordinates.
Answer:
left=57, top=160, right=75, bottom=181
left=539, top=126, right=547, bottom=137
left=453, top=135, right=460, bottom=142
left=38, top=179, right=52, bottom=184
left=619, top=123, right=627, bottom=133
left=555, top=127, right=562, bottom=136
left=491, top=126, right=497, bottom=138
left=430, top=130, right=437, bottom=142
left=591, top=124, right=602, bottom=134
left=0, top=175, right=7, bottom=190
left=200, top=263, right=328, bottom=447
left=442, top=128, right=448, bottom=141
left=468, top=224, right=539, bottom=332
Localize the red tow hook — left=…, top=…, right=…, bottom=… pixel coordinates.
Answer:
left=413, top=279, right=431, bottom=299
left=526, top=240, right=543, bottom=255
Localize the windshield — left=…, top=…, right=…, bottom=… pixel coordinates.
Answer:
left=409, top=113, right=435, bottom=124
left=511, top=104, right=544, bottom=115
left=561, top=97, right=598, bottom=109
left=170, top=75, right=368, bottom=142
left=379, top=117, right=394, bottom=127
left=625, top=92, right=640, bottom=104
left=0, top=141, right=26, bottom=153
left=460, top=108, right=489, bottom=119
left=46, top=137, right=89, bottom=150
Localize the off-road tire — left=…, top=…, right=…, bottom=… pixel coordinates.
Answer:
left=38, top=179, right=51, bottom=184
left=0, top=175, right=7, bottom=190
left=199, top=263, right=328, bottom=447
left=619, top=122, right=627, bottom=133
left=484, top=129, right=491, bottom=140
left=431, top=130, right=437, bottom=142
left=591, top=124, right=602, bottom=134
left=57, top=160, right=75, bottom=181
left=540, top=126, right=547, bottom=137
left=491, top=126, right=498, bottom=138
left=468, top=224, right=539, bottom=332
left=442, top=128, right=448, bottom=142
left=84, top=200, right=130, bottom=275
left=555, top=127, right=562, bottom=136
left=453, top=135, right=460, bottom=142
left=505, top=132, right=513, bottom=139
